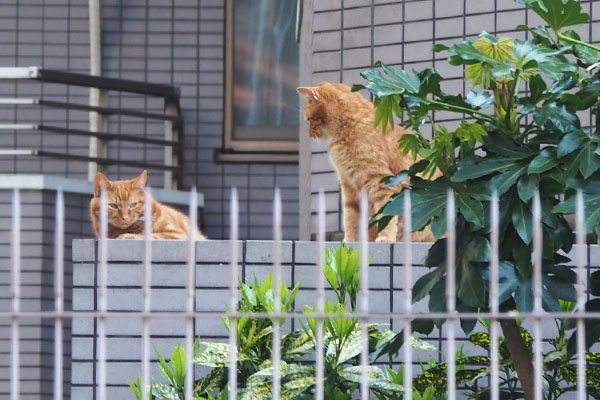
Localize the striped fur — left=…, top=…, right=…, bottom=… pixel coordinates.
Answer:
left=298, top=82, right=436, bottom=242
left=90, top=170, right=206, bottom=240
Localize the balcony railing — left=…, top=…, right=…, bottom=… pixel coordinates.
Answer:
left=0, top=66, right=183, bottom=190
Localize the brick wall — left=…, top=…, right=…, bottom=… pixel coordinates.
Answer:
left=0, top=189, right=93, bottom=400
left=71, top=239, right=600, bottom=397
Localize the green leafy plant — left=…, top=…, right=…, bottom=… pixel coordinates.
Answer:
left=357, top=0, right=600, bottom=397
left=128, top=244, right=405, bottom=399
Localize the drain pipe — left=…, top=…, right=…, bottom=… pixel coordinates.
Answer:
left=87, top=0, right=107, bottom=181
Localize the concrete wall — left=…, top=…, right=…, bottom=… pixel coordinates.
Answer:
left=0, top=0, right=299, bottom=240
left=298, top=0, right=599, bottom=239
left=70, top=239, right=599, bottom=398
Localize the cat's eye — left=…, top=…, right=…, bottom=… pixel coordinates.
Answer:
left=109, top=203, right=119, bottom=209
left=129, top=202, right=138, bottom=208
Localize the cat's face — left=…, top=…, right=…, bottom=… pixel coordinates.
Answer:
left=297, top=83, right=354, bottom=139
left=93, top=170, right=147, bottom=229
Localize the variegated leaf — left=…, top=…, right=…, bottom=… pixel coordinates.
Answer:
left=409, top=336, right=437, bottom=351
left=336, top=329, right=363, bottom=365
left=194, top=341, right=253, bottom=367
left=282, top=330, right=315, bottom=358
left=151, top=382, right=179, bottom=400
left=339, top=365, right=387, bottom=382
left=283, top=376, right=316, bottom=391
left=238, top=383, right=272, bottom=400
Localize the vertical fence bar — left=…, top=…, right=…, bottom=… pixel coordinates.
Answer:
left=489, top=192, right=500, bottom=400
left=359, top=190, right=369, bottom=399
left=98, top=187, right=108, bottom=400
left=54, top=190, right=64, bottom=400
left=11, top=189, right=20, bottom=400
left=532, top=194, right=543, bottom=400
left=142, top=189, right=153, bottom=400
left=315, top=189, right=326, bottom=400
left=575, top=191, right=586, bottom=400
left=228, top=188, right=239, bottom=400
left=272, top=188, right=282, bottom=400
left=185, top=189, right=197, bottom=400
left=446, top=190, right=456, bottom=400
left=403, top=190, right=412, bottom=400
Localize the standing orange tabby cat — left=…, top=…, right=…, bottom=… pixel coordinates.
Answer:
left=298, top=82, right=435, bottom=242
left=90, top=170, right=206, bottom=240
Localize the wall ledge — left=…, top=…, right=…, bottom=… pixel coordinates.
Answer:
left=0, top=174, right=203, bottom=206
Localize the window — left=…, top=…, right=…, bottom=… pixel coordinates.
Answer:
left=222, top=0, right=299, bottom=162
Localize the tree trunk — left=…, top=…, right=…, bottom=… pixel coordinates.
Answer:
left=500, top=319, right=545, bottom=400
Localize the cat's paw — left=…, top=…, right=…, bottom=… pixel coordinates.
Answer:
left=118, top=233, right=144, bottom=239
left=375, top=236, right=394, bottom=243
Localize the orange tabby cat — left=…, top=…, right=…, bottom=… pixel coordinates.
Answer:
left=90, top=170, right=206, bottom=240
left=298, top=82, right=435, bottom=242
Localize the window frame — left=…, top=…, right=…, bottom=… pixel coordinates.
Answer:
left=223, top=0, right=300, bottom=157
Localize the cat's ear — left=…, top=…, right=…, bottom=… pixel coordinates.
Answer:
left=297, top=86, right=319, bottom=101
left=133, top=170, right=147, bottom=191
left=94, top=173, right=111, bottom=197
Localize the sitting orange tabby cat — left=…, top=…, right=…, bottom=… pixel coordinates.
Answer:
left=90, top=170, right=206, bottom=240
left=298, top=82, right=435, bottom=242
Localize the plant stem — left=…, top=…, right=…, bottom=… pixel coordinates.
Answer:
left=500, top=319, right=546, bottom=400
left=556, top=31, right=600, bottom=52
left=426, top=99, right=496, bottom=123
left=505, top=70, right=521, bottom=130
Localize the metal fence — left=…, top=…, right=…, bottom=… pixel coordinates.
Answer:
left=6, top=185, right=596, bottom=399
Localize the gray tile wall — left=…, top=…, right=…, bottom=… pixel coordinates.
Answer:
left=299, top=0, right=599, bottom=239
left=71, top=239, right=600, bottom=397
left=0, top=0, right=299, bottom=240
left=0, top=189, right=93, bottom=400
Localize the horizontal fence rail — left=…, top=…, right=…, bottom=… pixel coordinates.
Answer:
left=4, top=186, right=598, bottom=399
left=0, top=66, right=183, bottom=189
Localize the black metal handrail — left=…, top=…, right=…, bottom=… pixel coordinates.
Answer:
left=0, top=66, right=183, bottom=189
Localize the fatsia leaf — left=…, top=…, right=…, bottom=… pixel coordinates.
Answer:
left=483, top=133, right=534, bottom=158
left=533, top=103, right=580, bottom=133
left=458, top=261, right=486, bottom=308
left=453, top=157, right=524, bottom=182
left=567, top=299, right=600, bottom=355
left=456, top=193, right=484, bottom=227
left=473, top=34, right=517, bottom=62
left=381, top=171, right=409, bottom=187
left=465, top=63, right=494, bottom=89
left=398, top=133, right=425, bottom=161
left=512, top=200, right=533, bottom=245
left=579, top=144, right=600, bottom=179
left=455, top=121, right=488, bottom=148
left=515, top=278, right=533, bottom=312
left=528, top=74, right=547, bottom=104
left=413, top=266, right=445, bottom=302
left=490, top=163, right=529, bottom=196
left=449, top=40, right=503, bottom=66
left=558, top=132, right=587, bottom=158
left=466, top=90, right=495, bottom=109
left=528, top=149, right=559, bottom=174
left=516, top=0, right=590, bottom=32
left=517, top=174, right=539, bottom=202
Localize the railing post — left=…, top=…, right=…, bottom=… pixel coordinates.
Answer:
left=87, top=89, right=108, bottom=180
left=87, top=0, right=107, bottom=181
left=164, top=96, right=180, bottom=190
